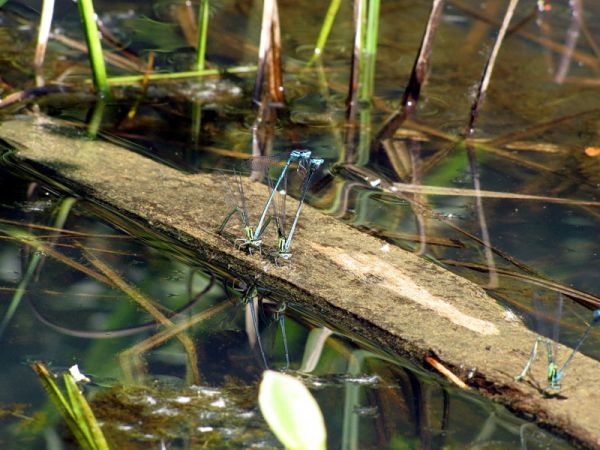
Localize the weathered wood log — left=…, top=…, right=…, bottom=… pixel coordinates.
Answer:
left=1, top=115, right=599, bottom=448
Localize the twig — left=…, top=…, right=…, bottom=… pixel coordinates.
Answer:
left=442, top=260, right=600, bottom=310
left=389, top=182, right=600, bottom=206
left=425, top=355, right=469, bottom=389
left=253, top=0, right=284, bottom=107
left=268, top=0, right=284, bottom=104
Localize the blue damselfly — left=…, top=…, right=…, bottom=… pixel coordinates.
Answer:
left=515, top=293, right=600, bottom=390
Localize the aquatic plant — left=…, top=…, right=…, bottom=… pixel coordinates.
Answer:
left=32, top=362, right=109, bottom=450
left=195, top=0, right=210, bottom=72
left=305, top=0, right=343, bottom=67
left=77, top=0, right=109, bottom=96
left=33, top=0, right=55, bottom=86
left=259, top=370, right=326, bottom=450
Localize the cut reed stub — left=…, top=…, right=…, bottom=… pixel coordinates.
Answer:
left=253, top=0, right=285, bottom=109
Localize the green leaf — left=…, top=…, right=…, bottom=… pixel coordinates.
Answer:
left=259, top=370, right=326, bottom=450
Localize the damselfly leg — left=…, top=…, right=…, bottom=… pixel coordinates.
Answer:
left=218, top=169, right=263, bottom=252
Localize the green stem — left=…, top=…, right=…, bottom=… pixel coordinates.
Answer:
left=77, top=0, right=109, bottom=97
left=87, top=99, right=105, bottom=138
left=195, top=0, right=209, bottom=71
left=104, top=65, right=257, bottom=85
left=360, top=0, right=380, bottom=102
left=306, top=0, right=343, bottom=67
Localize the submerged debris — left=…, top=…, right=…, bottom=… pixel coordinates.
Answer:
left=90, top=379, right=278, bottom=449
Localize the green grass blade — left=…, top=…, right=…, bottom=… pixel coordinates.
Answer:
left=104, top=65, right=256, bottom=85
left=63, top=373, right=96, bottom=449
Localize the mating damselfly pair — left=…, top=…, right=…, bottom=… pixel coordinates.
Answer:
left=218, top=150, right=323, bottom=261
left=514, top=293, right=600, bottom=391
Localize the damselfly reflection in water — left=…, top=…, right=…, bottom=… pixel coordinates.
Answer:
left=218, top=151, right=323, bottom=261
left=228, top=282, right=290, bottom=370
left=515, top=293, right=600, bottom=392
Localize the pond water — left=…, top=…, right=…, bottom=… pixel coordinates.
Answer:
left=0, top=0, right=599, bottom=448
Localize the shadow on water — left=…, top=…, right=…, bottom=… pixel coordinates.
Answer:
left=0, top=166, right=573, bottom=449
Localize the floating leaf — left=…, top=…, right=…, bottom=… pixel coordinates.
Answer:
left=259, top=370, right=326, bottom=450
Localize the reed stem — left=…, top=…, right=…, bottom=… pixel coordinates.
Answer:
left=306, top=0, right=342, bottom=67
left=360, top=0, right=380, bottom=102
left=195, top=0, right=209, bottom=71
left=104, top=65, right=256, bottom=85
left=34, top=0, right=55, bottom=87
left=346, top=0, right=366, bottom=122
left=77, top=0, right=109, bottom=97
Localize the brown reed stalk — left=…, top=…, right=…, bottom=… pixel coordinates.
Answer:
left=34, top=0, right=55, bottom=87
left=346, top=0, right=366, bottom=124
left=374, top=0, right=445, bottom=143
left=253, top=0, right=284, bottom=108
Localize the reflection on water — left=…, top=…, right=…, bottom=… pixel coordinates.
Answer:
left=0, top=167, right=572, bottom=448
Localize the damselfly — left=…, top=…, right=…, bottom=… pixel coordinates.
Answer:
left=514, top=293, right=600, bottom=390
left=218, top=150, right=312, bottom=252
left=270, top=157, right=324, bottom=261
